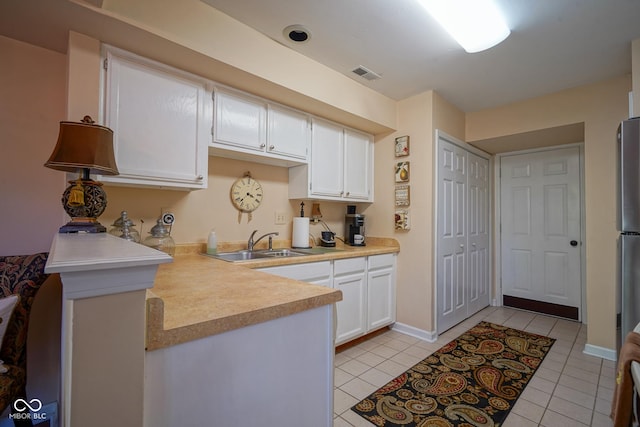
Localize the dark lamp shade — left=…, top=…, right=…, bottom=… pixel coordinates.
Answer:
left=44, top=120, right=119, bottom=176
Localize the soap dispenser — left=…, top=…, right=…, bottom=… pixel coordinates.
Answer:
left=207, top=229, right=217, bottom=255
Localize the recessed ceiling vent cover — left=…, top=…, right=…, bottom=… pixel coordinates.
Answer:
left=351, top=65, right=381, bottom=81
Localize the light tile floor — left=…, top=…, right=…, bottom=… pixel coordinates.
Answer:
left=333, top=306, right=616, bottom=427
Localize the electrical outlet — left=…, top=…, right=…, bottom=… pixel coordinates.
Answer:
left=274, top=211, right=288, bottom=225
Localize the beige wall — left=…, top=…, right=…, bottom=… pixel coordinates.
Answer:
left=102, top=156, right=359, bottom=245
left=467, top=76, right=631, bottom=350
left=365, top=91, right=465, bottom=334
left=0, top=35, right=66, bottom=255
left=0, top=35, right=65, bottom=408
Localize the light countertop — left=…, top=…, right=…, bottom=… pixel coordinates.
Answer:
left=145, top=237, right=399, bottom=350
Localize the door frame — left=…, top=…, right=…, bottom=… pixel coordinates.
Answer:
left=494, top=143, right=587, bottom=323
left=433, top=130, right=492, bottom=334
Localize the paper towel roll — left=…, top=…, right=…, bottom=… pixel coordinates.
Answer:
left=292, top=217, right=310, bottom=248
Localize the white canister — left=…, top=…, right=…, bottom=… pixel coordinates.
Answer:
left=207, top=229, right=217, bottom=254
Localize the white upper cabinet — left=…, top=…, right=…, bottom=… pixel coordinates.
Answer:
left=268, top=104, right=310, bottom=160
left=210, top=87, right=310, bottom=167
left=289, top=118, right=374, bottom=202
left=309, top=119, right=344, bottom=198
left=212, top=88, right=266, bottom=152
left=344, top=128, right=372, bottom=200
left=101, top=45, right=210, bottom=190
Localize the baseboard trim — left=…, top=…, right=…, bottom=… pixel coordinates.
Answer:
left=583, top=343, right=617, bottom=362
left=392, top=322, right=437, bottom=342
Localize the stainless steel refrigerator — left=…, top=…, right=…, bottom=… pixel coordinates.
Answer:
left=619, top=117, right=640, bottom=345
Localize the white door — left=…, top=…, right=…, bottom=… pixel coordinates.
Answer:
left=437, top=139, right=468, bottom=333
left=500, top=146, right=582, bottom=320
left=436, top=134, right=490, bottom=334
left=467, top=152, right=491, bottom=315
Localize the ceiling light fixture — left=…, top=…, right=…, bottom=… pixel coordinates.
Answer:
left=417, top=0, right=510, bottom=53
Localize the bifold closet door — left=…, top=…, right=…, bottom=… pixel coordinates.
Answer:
left=436, top=136, right=489, bottom=334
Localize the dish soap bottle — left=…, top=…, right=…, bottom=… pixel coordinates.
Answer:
left=207, top=229, right=217, bottom=255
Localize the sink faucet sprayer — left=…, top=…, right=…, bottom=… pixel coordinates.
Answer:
left=247, top=230, right=279, bottom=251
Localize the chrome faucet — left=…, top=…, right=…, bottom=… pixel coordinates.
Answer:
left=247, top=230, right=279, bottom=251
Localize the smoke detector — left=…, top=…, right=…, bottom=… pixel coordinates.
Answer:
left=283, top=25, right=311, bottom=43
left=351, top=65, right=382, bottom=81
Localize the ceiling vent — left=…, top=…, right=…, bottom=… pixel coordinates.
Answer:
left=351, top=65, right=381, bottom=81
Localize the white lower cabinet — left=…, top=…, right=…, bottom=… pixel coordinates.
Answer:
left=367, top=254, right=397, bottom=331
left=334, top=258, right=367, bottom=344
left=258, top=254, right=396, bottom=346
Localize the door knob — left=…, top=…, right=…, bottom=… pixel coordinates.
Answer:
left=570, top=240, right=578, bottom=247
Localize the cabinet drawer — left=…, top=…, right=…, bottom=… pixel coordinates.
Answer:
left=334, top=257, right=366, bottom=276
left=368, top=253, right=395, bottom=270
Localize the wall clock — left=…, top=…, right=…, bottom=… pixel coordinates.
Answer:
left=230, top=172, right=263, bottom=223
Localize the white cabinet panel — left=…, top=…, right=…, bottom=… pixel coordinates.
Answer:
left=344, top=129, right=372, bottom=200
left=334, top=271, right=367, bottom=344
left=309, top=119, right=344, bottom=197
left=268, top=104, right=309, bottom=159
left=367, top=254, right=396, bottom=331
left=289, top=118, right=373, bottom=202
left=101, top=45, right=210, bottom=190
left=213, top=89, right=266, bottom=151
left=211, top=87, right=310, bottom=166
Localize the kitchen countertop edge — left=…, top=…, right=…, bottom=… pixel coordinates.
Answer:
left=146, top=238, right=399, bottom=351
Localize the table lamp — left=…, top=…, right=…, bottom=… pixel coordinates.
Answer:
left=44, top=115, right=119, bottom=233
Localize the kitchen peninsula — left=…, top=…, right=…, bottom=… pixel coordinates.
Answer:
left=46, top=232, right=398, bottom=427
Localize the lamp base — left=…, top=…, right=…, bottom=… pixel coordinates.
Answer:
left=59, top=174, right=109, bottom=233
left=59, top=218, right=107, bottom=233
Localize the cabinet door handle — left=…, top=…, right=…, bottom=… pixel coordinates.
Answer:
left=269, top=145, right=275, bottom=150
left=197, top=175, right=204, bottom=180
left=260, top=143, right=266, bottom=149
left=346, top=192, right=350, bottom=196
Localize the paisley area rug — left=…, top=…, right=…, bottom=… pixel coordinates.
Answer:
left=351, top=321, right=555, bottom=426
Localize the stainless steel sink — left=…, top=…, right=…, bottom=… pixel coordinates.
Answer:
left=203, top=250, right=272, bottom=262
left=255, top=249, right=308, bottom=257
left=202, top=248, right=309, bottom=262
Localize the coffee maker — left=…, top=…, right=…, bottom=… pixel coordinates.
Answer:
left=345, top=205, right=365, bottom=246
